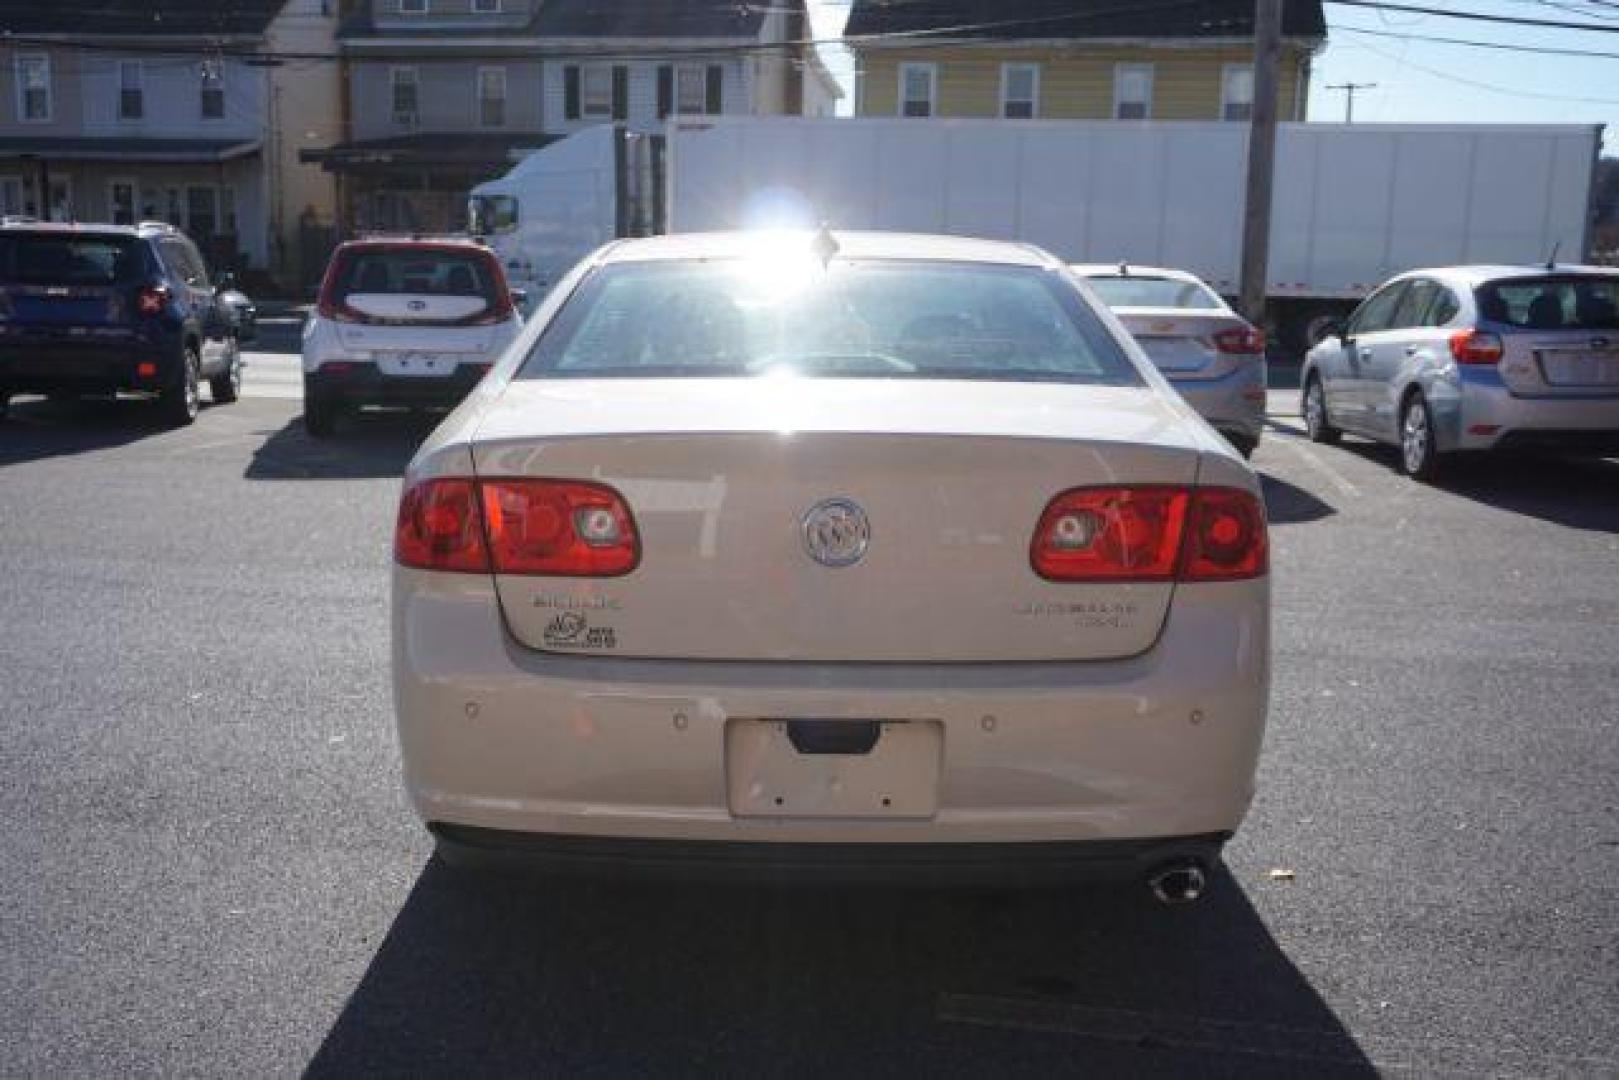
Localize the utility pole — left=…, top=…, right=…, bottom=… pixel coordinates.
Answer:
left=1239, top=0, right=1282, bottom=325
left=1326, top=82, right=1377, bottom=123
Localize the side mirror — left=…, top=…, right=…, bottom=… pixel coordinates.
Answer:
left=510, top=287, right=529, bottom=309
left=1314, top=319, right=1345, bottom=345
left=215, top=271, right=237, bottom=291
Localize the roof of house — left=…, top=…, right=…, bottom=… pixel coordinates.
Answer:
left=845, top=0, right=1327, bottom=42
left=0, top=136, right=262, bottom=162
left=0, top=0, right=284, bottom=36
left=531, top=0, right=772, bottom=38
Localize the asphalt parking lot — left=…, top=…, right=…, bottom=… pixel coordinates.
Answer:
left=1, top=330, right=1615, bottom=1076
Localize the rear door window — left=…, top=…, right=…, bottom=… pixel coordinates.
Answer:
left=1390, top=279, right=1440, bottom=330
left=159, top=239, right=206, bottom=287
left=0, top=233, right=144, bottom=285
left=1475, top=276, right=1619, bottom=331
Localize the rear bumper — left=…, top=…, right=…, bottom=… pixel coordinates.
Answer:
left=307, top=362, right=487, bottom=408
left=431, top=823, right=1230, bottom=885
left=393, top=569, right=1270, bottom=850
left=1449, top=367, right=1619, bottom=452
left=1166, top=362, right=1267, bottom=446
left=0, top=338, right=178, bottom=394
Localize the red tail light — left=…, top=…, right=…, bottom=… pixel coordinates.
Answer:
left=1449, top=329, right=1504, bottom=365
left=1031, top=486, right=1267, bottom=583
left=1181, top=488, right=1268, bottom=581
left=136, top=284, right=170, bottom=318
left=393, top=477, right=640, bottom=576
left=480, top=479, right=640, bottom=576
left=1212, top=326, right=1266, bottom=354
left=395, top=479, right=490, bottom=573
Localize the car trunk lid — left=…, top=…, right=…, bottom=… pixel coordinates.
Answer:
left=1109, top=307, right=1253, bottom=379
left=471, top=378, right=1205, bottom=664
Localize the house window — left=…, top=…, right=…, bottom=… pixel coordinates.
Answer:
left=899, top=62, right=936, bottom=118
left=0, top=177, right=25, bottom=216
left=1113, top=63, right=1153, bottom=120
left=16, top=54, right=52, bottom=123
left=471, top=0, right=500, bottom=11
left=581, top=65, right=613, bottom=118
left=47, top=177, right=72, bottom=220
left=118, top=60, right=143, bottom=120
left=1000, top=63, right=1038, bottom=119
left=392, top=67, right=419, bottom=125
left=1222, top=64, right=1254, bottom=121
left=478, top=67, right=506, bottom=127
left=397, top=0, right=427, bottom=13
left=109, top=179, right=137, bottom=225
left=201, top=62, right=225, bottom=119
left=186, top=186, right=219, bottom=241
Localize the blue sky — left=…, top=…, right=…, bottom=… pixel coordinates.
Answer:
left=808, top=1, right=1617, bottom=153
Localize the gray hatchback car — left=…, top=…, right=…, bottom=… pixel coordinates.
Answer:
left=1301, top=265, right=1619, bottom=479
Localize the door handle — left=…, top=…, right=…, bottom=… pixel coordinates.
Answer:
left=1404, top=346, right=1418, bottom=356
left=1357, top=347, right=1374, bottom=360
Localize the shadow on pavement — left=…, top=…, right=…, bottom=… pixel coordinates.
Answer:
left=1337, top=442, right=1619, bottom=533
left=307, top=860, right=1374, bottom=1077
left=1259, top=472, right=1336, bottom=526
left=244, top=410, right=437, bottom=480
left=0, top=395, right=187, bottom=466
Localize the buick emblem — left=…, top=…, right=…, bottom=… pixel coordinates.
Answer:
left=407, top=299, right=427, bottom=312
left=801, top=498, right=870, bottom=568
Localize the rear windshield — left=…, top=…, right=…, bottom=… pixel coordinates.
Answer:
left=519, top=259, right=1141, bottom=385
left=333, top=247, right=501, bottom=302
left=0, top=233, right=146, bottom=286
left=1476, top=276, right=1619, bottom=331
left=1083, top=275, right=1224, bottom=311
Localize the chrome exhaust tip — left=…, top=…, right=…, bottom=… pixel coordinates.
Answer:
left=1147, top=862, right=1208, bottom=905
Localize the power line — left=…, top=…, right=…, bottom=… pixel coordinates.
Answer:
left=1327, top=0, right=1619, bottom=32
left=1347, top=33, right=1619, bottom=106
left=1335, top=23, right=1619, bottom=59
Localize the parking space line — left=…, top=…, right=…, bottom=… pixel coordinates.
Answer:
left=1268, top=427, right=1361, bottom=500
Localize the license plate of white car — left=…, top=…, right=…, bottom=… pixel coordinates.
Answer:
left=1539, top=350, right=1619, bottom=386
left=725, top=719, right=942, bottom=819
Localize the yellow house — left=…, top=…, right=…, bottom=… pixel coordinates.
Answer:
left=847, top=0, right=1325, bottom=123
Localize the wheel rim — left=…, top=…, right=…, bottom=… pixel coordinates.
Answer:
left=185, top=353, right=200, bottom=417
left=1305, top=381, right=1324, bottom=435
left=1402, top=400, right=1428, bottom=473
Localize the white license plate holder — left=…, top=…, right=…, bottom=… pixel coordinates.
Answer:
left=725, top=719, right=942, bottom=819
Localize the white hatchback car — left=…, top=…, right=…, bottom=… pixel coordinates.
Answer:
left=302, top=237, right=523, bottom=436
left=392, top=232, right=1271, bottom=902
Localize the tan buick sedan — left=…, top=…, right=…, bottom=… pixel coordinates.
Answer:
left=391, top=231, right=1270, bottom=903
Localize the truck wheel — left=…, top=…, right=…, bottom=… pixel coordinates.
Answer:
left=1303, top=375, right=1340, bottom=444
left=210, top=338, right=242, bottom=404
left=1399, top=391, right=1442, bottom=482
left=304, top=382, right=337, bottom=439
left=160, top=346, right=201, bottom=427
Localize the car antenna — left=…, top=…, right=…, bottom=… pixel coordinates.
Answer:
left=811, top=222, right=839, bottom=267
left=1545, top=240, right=1560, bottom=271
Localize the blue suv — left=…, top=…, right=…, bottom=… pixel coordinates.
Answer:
left=0, top=221, right=242, bottom=425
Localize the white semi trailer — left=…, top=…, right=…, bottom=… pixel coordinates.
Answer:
left=471, top=117, right=1603, bottom=354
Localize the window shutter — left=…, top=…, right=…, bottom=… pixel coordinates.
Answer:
left=656, top=65, right=673, bottom=120
left=563, top=65, right=580, bottom=120
left=705, top=65, right=723, bottom=115
left=611, top=65, right=628, bottom=121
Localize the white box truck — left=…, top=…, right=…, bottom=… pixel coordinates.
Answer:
left=470, top=117, right=1603, bottom=354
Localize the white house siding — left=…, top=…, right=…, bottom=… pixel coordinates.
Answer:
left=266, top=0, right=341, bottom=281
left=540, top=55, right=748, bottom=136
left=350, top=59, right=545, bottom=141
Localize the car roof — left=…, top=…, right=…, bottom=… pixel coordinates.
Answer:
left=0, top=219, right=188, bottom=241
left=1392, top=264, right=1619, bottom=288
left=594, top=231, right=1059, bottom=269
left=1069, top=263, right=1211, bottom=285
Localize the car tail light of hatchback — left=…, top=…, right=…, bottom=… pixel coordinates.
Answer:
left=1449, top=329, right=1504, bottom=365
left=479, top=479, right=640, bottom=576
left=135, top=285, right=170, bottom=318
left=1031, top=486, right=1267, bottom=583
left=394, top=477, right=640, bottom=576
left=1212, top=326, right=1266, bottom=354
